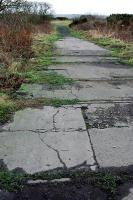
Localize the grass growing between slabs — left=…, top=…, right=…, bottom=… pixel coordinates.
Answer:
left=71, top=29, right=133, bottom=66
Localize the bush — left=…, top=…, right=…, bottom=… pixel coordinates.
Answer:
left=69, top=15, right=88, bottom=27
left=107, top=14, right=133, bottom=26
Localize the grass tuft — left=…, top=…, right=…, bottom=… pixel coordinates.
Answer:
left=0, top=171, right=26, bottom=192
left=0, top=93, right=16, bottom=124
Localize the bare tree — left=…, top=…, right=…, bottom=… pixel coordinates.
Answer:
left=0, top=0, right=24, bottom=12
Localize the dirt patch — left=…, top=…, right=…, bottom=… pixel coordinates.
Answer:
left=9, top=182, right=107, bottom=200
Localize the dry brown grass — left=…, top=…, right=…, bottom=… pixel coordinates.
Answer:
left=72, top=17, right=133, bottom=42
left=34, top=21, right=52, bottom=34
left=0, top=19, right=33, bottom=59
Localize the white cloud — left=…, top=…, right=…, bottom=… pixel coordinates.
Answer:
left=31, top=0, right=133, bottom=15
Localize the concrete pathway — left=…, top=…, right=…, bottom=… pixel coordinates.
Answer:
left=1, top=36, right=133, bottom=174
left=1, top=34, right=133, bottom=199
left=19, top=38, right=133, bottom=101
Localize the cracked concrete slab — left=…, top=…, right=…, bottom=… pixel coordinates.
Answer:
left=3, top=106, right=85, bottom=132
left=84, top=103, right=133, bottom=169
left=0, top=106, right=96, bottom=174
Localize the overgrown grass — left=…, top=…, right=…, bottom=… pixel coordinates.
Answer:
left=71, top=29, right=133, bottom=66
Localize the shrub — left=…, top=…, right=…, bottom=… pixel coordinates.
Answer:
left=0, top=13, right=33, bottom=59
left=107, top=14, right=133, bottom=26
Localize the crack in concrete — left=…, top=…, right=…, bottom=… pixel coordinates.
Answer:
left=81, top=108, right=99, bottom=169
left=0, top=129, right=53, bottom=134
left=52, top=109, right=60, bottom=132
left=37, top=132, right=67, bottom=169
left=86, top=128, right=101, bottom=168
left=1, top=128, right=86, bottom=133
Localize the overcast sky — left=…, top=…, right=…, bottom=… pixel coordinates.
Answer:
left=41, top=0, right=133, bottom=15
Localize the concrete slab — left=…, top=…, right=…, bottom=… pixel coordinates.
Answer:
left=0, top=106, right=96, bottom=174
left=56, top=49, right=109, bottom=56
left=55, top=37, right=109, bottom=55
left=89, top=127, right=133, bottom=168
left=84, top=103, right=133, bottom=128
left=49, top=63, right=133, bottom=80
left=3, top=106, right=86, bottom=132
left=18, top=80, right=133, bottom=101
left=53, top=56, right=119, bottom=64
left=84, top=103, right=133, bottom=168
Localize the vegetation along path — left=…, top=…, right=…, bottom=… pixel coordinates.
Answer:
left=1, top=25, right=133, bottom=199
